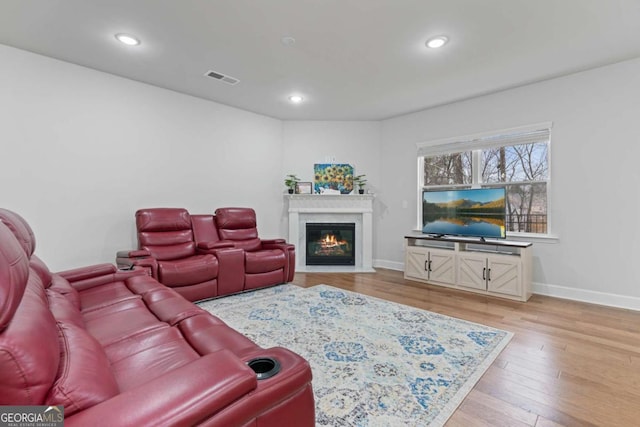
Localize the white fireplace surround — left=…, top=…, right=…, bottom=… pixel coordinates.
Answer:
left=286, top=194, right=375, bottom=273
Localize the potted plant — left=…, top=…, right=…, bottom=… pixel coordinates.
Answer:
left=353, top=174, right=367, bottom=194
left=284, top=174, right=300, bottom=194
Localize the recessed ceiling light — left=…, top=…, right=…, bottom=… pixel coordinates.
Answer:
left=426, top=36, right=448, bottom=49
left=288, top=95, right=304, bottom=104
left=281, top=36, right=296, bottom=46
left=115, top=33, right=141, bottom=46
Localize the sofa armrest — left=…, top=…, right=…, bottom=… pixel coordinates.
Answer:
left=261, top=238, right=286, bottom=245
left=261, top=240, right=293, bottom=250
left=261, top=241, right=296, bottom=283
left=65, top=350, right=257, bottom=427
left=215, top=248, right=246, bottom=296
left=62, top=268, right=147, bottom=293
left=116, top=249, right=158, bottom=278
left=57, top=263, right=117, bottom=282
left=197, top=241, right=235, bottom=251
left=116, top=249, right=151, bottom=258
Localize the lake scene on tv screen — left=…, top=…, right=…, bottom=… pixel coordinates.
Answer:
left=422, top=188, right=506, bottom=238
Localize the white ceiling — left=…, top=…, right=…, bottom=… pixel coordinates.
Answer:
left=2, top=0, right=640, bottom=121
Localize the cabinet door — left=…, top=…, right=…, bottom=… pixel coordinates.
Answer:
left=405, top=247, right=429, bottom=280
left=457, top=254, right=487, bottom=290
left=428, top=250, right=456, bottom=284
left=487, top=256, right=521, bottom=296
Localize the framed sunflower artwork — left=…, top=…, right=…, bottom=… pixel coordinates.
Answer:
left=313, top=164, right=354, bottom=194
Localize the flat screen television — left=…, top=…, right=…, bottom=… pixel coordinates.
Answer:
left=422, top=187, right=506, bottom=239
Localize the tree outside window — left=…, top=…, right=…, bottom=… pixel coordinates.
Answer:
left=423, top=152, right=472, bottom=186
left=482, top=143, right=548, bottom=233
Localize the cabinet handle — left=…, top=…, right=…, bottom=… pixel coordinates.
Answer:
left=425, top=260, right=429, bottom=272
left=482, top=267, right=486, bottom=281
left=487, top=268, right=491, bottom=281
left=428, top=260, right=432, bottom=272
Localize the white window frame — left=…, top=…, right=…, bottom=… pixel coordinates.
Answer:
left=416, top=122, right=555, bottom=240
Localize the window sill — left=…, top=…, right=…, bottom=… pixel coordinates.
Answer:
left=507, top=233, right=559, bottom=244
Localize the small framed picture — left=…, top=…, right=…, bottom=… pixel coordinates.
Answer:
left=296, top=182, right=313, bottom=194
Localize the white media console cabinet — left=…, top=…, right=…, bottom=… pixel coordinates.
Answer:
left=404, top=233, right=533, bottom=302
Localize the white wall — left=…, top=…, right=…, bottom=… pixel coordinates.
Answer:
left=0, top=45, right=283, bottom=270
left=378, top=57, right=640, bottom=308
left=282, top=121, right=381, bottom=184
left=281, top=120, right=382, bottom=236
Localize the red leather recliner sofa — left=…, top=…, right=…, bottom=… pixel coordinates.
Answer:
left=117, top=207, right=295, bottom=301
left=0, top=208, right=314, bottom=426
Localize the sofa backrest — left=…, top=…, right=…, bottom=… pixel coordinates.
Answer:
left=0, top=222, right=60, bottom=404
left=0, top=222, right=30, bottom=334
left=214, top=207, right=262, bottom=252
left=0, top=209, right=53, bottom=291
left=1, top=216, right=121, bottom=414
left=191, top=214, right=222, bottom=245
left=0, top=208, right=36, bottom=256
left=136, top=208, right=196, bottom=260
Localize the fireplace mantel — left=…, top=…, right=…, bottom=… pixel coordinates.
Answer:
left=286, top=194, right=375, bottom=272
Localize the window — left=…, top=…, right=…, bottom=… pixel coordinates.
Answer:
left=417, top=123, right=551, bottom=235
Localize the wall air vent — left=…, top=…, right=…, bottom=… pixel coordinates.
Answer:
left=204, top=70, right=239, bottom=85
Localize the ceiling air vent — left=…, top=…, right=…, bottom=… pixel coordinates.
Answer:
left=204, top=70, right=239, bottom=85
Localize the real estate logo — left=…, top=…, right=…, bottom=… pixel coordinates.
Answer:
left=0, top=406, right=64, bottom=427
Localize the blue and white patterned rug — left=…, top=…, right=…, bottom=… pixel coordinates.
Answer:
left=198, top=284, right=512, bottom=426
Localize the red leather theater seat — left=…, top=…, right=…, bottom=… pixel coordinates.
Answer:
left=118, top=207, right=296, bottom=300
left=214, top=207, right=296, bottom=290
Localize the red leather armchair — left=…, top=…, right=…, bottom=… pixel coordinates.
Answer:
left=117, top=208, right=221, bottom=302
left=214, top=207, right=295, bottom=290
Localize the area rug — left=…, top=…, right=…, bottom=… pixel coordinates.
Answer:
left=198, top=285, right=512, bottom=426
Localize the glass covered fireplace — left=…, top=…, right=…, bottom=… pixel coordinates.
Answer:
left=305, top=223, right=355, bottom=266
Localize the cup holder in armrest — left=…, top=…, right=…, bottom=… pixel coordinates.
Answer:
left=247, top=357, right=281, bottom=380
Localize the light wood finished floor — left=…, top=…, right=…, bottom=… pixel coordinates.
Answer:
left=292, top=268, right=640, bottom=427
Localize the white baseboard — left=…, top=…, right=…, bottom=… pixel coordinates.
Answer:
left=373, top=259, right=404, bottom=271
left=532, top=282, right=640, bottom=311
left=373, top=259, right=640, bottom=312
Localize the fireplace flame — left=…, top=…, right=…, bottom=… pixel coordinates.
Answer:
left=322, top=233, right=346, bottom=248
left=324, top=234, right=337, bottom=246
